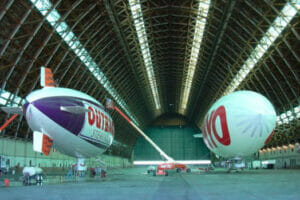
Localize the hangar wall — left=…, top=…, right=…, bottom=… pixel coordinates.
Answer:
left=259, top=145, right=300, bottom=169
left=0, top=137, right=132, bottom=169
left=134, top=126, right=209, bottom=160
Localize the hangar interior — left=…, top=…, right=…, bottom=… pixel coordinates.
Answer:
left=0, top=0, right=299, bottom=199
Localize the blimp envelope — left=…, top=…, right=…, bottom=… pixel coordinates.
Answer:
left=201, top=91, right=276, bottom=158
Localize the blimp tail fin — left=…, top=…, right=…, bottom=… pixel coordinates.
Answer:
left=33, top=131, right=53, bottom=156
left=40, top=67, right=57, bottom=87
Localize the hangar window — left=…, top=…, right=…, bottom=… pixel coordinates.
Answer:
left=277, top=106, right=300, bottom=125
left=0, top=90, right=25, bottom=106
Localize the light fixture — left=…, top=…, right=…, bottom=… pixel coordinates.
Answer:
left=133, top=160, right=211, bottom=165
left=288, top=144, right=294, bottom=149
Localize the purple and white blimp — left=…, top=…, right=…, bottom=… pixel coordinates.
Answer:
left=1, top=68, right=114, bottom=170
left=25, top=87, right=114, bottom=157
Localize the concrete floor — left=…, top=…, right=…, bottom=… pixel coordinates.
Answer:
left=1, top=167, right=299, bottom=200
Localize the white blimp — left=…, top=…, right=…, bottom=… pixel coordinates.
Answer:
left=1, top=67, right=114, bottom=171
left=200, top=91, right=276, bottom=169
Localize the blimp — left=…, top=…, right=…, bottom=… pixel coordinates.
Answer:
left=200, top=91, right=276, bottom=163
left=1, top=67, right=114, bottom=170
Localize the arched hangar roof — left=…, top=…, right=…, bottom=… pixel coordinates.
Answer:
left=0, top=0, right=299, bottom=157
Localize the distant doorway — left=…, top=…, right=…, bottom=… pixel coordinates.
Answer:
left=290, top=159, right=296, bottom=168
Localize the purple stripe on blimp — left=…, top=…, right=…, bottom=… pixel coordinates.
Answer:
left=32, top=97, right=85, bottom=135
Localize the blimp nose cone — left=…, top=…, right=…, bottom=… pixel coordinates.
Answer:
left=23, top=101, right=30, bottom=116
left=30, top=97, right=85, bottom=135
left=242, top=113, right=265, bottom=138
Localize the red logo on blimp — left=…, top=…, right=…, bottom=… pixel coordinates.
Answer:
left=202, top=105, right=231, bottom=149
left=87, top=106, right=114, bottom=136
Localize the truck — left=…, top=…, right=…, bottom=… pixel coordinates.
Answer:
left=252, top=160, right=261, bottom=169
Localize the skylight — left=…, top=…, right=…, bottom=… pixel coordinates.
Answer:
left=0, top=89, right=25, bottom=106
left=129, top=0, right=161, bottom=110
left=180, top=0, right=211, bottom=114
left=30, top=0, right=139, bottom=125
left=276, top=105, right=300, bottom=125
left=223, top=2, right=299, bottom=95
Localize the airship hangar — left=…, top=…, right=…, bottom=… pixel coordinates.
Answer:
left=0, top=0, right=299, bottom=199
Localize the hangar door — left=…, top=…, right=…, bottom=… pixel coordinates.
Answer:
left=134, top=126, right=209, bottom=161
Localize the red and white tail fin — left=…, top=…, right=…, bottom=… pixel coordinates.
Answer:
left=33, top=131, right=53, bottom=156
left=40, top=67, right=57, bottom=87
